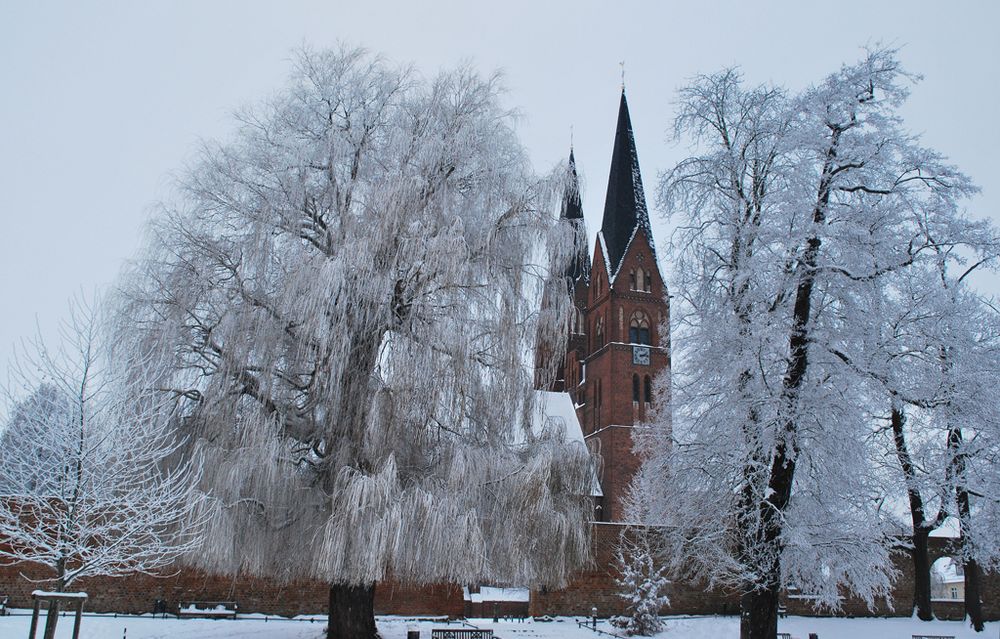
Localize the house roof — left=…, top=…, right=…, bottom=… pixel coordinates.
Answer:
left=534, top=390, right=603, bottom=497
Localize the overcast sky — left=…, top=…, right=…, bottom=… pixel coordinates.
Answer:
left=2, top=0, right=998, bottom=385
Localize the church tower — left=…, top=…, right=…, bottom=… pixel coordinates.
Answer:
left=535, top=150, right=591, bottom=392
left=576, top=90, right=670, bottom=522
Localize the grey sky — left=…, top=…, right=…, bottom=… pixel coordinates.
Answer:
left=2, top=0, right=998, bottom=385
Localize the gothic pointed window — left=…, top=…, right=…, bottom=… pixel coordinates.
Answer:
left=596, top=316, right=605, bottom=348
left=628, top=311, right=650, bottom=345
left=629, top=269, right=637, bottom=290
left=632, top=374, right=640, bottom=403
left=644, top=375, right=652, bottom=405
left=644, top=270, right=652, bottom=293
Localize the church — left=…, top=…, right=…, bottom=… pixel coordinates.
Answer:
left=537, top=88, right=670, bottom=524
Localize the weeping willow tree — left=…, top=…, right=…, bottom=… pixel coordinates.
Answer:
left=115, top=46, right=594, bottom=639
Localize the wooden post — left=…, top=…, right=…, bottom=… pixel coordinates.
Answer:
left=42, top=599, right=60, bottom=639
left=28, top=598, right=40, bottom=639
left=29, top=591, right=88, bottom=639
left=72, top=599, right=84, bottom=639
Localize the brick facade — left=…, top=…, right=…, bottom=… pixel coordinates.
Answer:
left=566, top=230, right=669, bottom=522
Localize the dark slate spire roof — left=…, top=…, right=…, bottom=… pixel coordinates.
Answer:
left=562, top=149, right=591, bottom=285
left=599, top=90, right=654, bottom=279
left=562, top=149, right=584, bottom=221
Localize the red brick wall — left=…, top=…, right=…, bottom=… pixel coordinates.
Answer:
left=531, top=524, right=1000, bottom=621
left=0, top=527, right=996, bottom=621
left=529, top=523, right=739, bottom=618
left=0, top=562, right=462, bottom=618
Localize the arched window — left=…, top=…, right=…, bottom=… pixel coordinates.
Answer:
left=596, top=316, right=605, bottom=347
left=629, top=269, right=637, bottom=290
left=571, top=307, right=584, bottom=335
left=632, top=374, right=640, bottom=403
left=644, top=270, right=652, bottom=293
left=644, top=375, right=653, bottom=405
left=629, top=311, right=651, bottom=345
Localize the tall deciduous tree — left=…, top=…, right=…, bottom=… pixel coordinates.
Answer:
left=116, top=47, right=594, bottom=639
left=639, top=49, right=987, bottom=639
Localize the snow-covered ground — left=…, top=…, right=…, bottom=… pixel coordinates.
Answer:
left=0, top=611, right=993, bottom=639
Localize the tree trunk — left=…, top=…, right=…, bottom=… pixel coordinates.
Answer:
left=963, top=558, right=984, bottom=632
left=891, top=402, right=936, bottom=621
left=328, top=583, right=377, bottom=639
left=950, top=422, right=984, bottom=632
left=740, top=586, right=779, bottom=639
left=910, top=529, right=934, bottom=621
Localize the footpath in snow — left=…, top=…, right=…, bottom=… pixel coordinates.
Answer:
left=0, top=611, right=994, bottom=638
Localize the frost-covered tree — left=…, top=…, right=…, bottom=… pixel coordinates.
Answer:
left=614, top=482, right=669, bottom=636
left=843, top=255, right=1000, bottom=627
left=0, top=298, right=204, bottom=595
left=115, top=46, right=594, bottom=639
left=613, top=527, right=669, bottom=636
left=913, top=281, right=1000, bottom=631
left=640, top=49, right=987, bottom=639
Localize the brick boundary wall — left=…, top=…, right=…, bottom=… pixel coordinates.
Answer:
left=0, top=562, right=464, bottom=618
left=0, top=522, right=994, bottom=620
left=529, top=523, right=1000, bottom=621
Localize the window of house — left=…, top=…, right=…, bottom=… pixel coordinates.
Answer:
left=632, top=374, right=640, bottom=403
left=628, top=311, right=651, bottom=345
left=950, top=586, right=959, bottom=600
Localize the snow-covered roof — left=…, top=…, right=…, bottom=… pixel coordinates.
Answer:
left=462, top=586, right=530, bottom=603
left=928, top=516, right=960, bottom=539
left=932, top=557, right=964, bottom=584
left=533, top=390, right=602, bottom=497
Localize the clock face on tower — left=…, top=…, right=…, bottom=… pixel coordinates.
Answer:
left=633, top=345, right=650, bottom=366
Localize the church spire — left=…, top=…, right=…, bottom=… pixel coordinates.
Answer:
left=562, top=149, right=590, bottom=284
left=599, top=90, right=653, bottom=279
left=562, top=149, right=584, bottom=221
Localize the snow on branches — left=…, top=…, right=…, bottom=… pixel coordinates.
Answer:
left=638, top=47, right=995, bottom=639
left=613, top=526, right=669, bottom=636
left=0, top=297, right=205, bottom=590
left=115, top=46, right=596, bottom=593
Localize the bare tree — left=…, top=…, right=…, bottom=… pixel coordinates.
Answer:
left=116, top=46, right=595, bottom=639
left=0, top=297, right=204, bottom=628
left=641, top=48, right=986, bottom=639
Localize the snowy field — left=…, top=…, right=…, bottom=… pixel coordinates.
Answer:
left=0, top=612, right=994, bottom=639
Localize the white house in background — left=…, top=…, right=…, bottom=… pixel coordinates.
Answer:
left=931, top=557, right=965, bottom=601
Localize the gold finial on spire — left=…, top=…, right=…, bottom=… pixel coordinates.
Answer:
left=620, top=60, right=625, bottom=91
